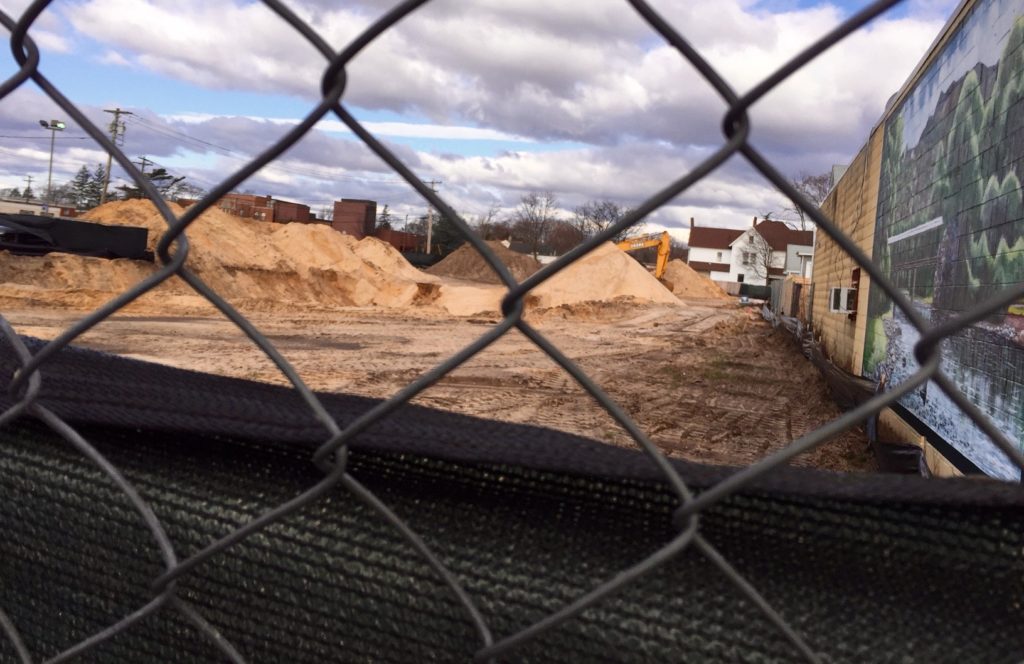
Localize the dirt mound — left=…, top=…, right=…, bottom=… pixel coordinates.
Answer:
left=661, top=259, right=730, bottom=300
left=2, top=200, right=437, bottom=313
left=430, top=242, right=682, bottom=317
left=427, top=241, right=541, bottom=284
left=428, top=242, right=684, bottom=317
left=4, top=202, right=685, bottom=318
left=529, top=243, right=680, bottom=309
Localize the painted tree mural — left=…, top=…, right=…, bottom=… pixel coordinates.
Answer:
left=865, top=1, right=1024, bottom=479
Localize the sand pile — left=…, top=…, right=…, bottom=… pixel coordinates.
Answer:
left=427, top=241, right=541, bottom=284
left=432, top=242, right=681, bottom=316
left=529, top=243, right=680, bottom=308
left=1, top=199, right=438, bottom=313
left=2, top=201, right=685, bottom=319
left=661, top=259, right=730, bottom=300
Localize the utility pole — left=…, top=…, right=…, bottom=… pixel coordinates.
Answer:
left=135, top=155, right=152, bottom=176
left=424, top=179, right=441, bottom=255
left=23, top=175, right=33, bottom=201
left=100, top=108, right=131, bottom=205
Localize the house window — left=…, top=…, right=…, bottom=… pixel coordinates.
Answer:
left=742, top=251, right=752, bottom=265
left=737, top=274, right=744, bottom=283
left=717, top=251, right=723, bottom=261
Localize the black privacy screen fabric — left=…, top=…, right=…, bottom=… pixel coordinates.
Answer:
left=0, top=337, right=1021, bottom=663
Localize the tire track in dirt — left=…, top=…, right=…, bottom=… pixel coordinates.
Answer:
left=7, top=301, right=873, bottom=472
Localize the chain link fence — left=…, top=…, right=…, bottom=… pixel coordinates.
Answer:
left=0, top=0, right=1022, bottom=662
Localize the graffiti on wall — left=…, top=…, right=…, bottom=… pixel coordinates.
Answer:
left=864, top=0, right=1024, bottom=480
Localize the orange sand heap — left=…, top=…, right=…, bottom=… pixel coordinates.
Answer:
left=660, top=259, right=730, bottom=300
left=1, top=200, right=438, bottom=313
left=1, top=202, right=684, bottom=318
left=432, top=242, right=682, bottom=316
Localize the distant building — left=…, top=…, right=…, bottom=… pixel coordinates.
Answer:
left=375, top=228, right=422, bottom=252
left=217, top=193, right=315, bottom=223
left=687, top=217, right=813, bottom=286
left=0, top=198, right=76, bottom=217
left=332, top=199, right=377, bottom=238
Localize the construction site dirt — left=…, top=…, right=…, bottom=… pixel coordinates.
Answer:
left=6, top=299, right=874, bottom=473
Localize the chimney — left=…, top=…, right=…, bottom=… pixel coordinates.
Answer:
left=752, top=215, right=757, bottom=227
left=689, top=217, right=695, bottom=229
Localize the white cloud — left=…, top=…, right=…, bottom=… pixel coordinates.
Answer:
left=0, top=0, right=75, bottom=53
left=4, top=0, right=964, bottom=233
left=165, top=112, right=534, bottom=142
left=63, top=0, right=948, bottom=153
left=96, top=49, right=133, bottom=68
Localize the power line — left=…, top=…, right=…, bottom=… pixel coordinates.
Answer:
left=129, top=115, right=240, bottom=155
left=0, top=135, right=92, bottom=140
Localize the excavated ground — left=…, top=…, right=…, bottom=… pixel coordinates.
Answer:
left=6, top=299, right=874, bottom=472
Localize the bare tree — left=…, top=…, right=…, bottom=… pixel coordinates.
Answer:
left=472, top=203, right=508, bottom=240
left=512, top=191, right=558, bottom=258
left=669, top=237, right=688, bottom=261
left=786, top=171, right=832, bottom=231
left=546, top=219, right=585, bottom=255
left=572, top=199, right=636, bottom=242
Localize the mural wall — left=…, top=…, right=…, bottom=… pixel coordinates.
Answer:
left=864, top=0, right=1024, bottom=480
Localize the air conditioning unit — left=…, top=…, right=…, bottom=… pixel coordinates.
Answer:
left=828, top=287, right=857, bottom=314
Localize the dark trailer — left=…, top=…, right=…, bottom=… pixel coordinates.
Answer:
left=0, top=213, right=151, bottom=261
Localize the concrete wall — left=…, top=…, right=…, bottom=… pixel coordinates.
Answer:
left=814, top=125, right=967, bottom=478
left=812, top=128, right=882, bottom=374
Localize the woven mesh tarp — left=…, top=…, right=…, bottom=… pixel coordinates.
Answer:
left=1, top=338, right=1021, bottom=663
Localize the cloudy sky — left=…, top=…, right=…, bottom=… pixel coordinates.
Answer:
left=0, top=0, right=959, bottom=240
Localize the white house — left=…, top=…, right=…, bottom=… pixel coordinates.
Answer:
left=687, top=217, right=814, bottom=287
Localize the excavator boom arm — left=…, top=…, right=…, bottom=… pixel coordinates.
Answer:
left=616, top=231, right=672, bottom=279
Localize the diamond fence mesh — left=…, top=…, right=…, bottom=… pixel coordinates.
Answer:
left=0, top=0, right=1022, bottom=662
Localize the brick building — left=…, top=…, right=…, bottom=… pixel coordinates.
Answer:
left=332, top=199, right=377, bottom=238
left=374, top=228, right=422, bottom=252
left=218, top=193, right=315, bottom=223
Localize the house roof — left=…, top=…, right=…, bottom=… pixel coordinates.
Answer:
left=687, top=260, right=731, bottom=273
left=688, top=226, right=744, bottom=249
left=752, top=220, right=814, bottom=251
left=689, top=220, right=813, bottom=252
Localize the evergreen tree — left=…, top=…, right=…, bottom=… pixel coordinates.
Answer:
left=70, top=166, right=92, bottom=209
left=377, top=204, right=393, bottom=231
left=87, top=163, right=106, bottom=207
left=22, top=184, right=34, bottom=201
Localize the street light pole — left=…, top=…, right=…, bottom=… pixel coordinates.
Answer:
left=38, top=119, right=65, bottom=214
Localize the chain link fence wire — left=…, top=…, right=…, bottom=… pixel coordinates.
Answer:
left=0, top=0, right=1022, bottom=661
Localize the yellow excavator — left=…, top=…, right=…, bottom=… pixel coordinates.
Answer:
left=616, top=231, right=671, bottom=279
